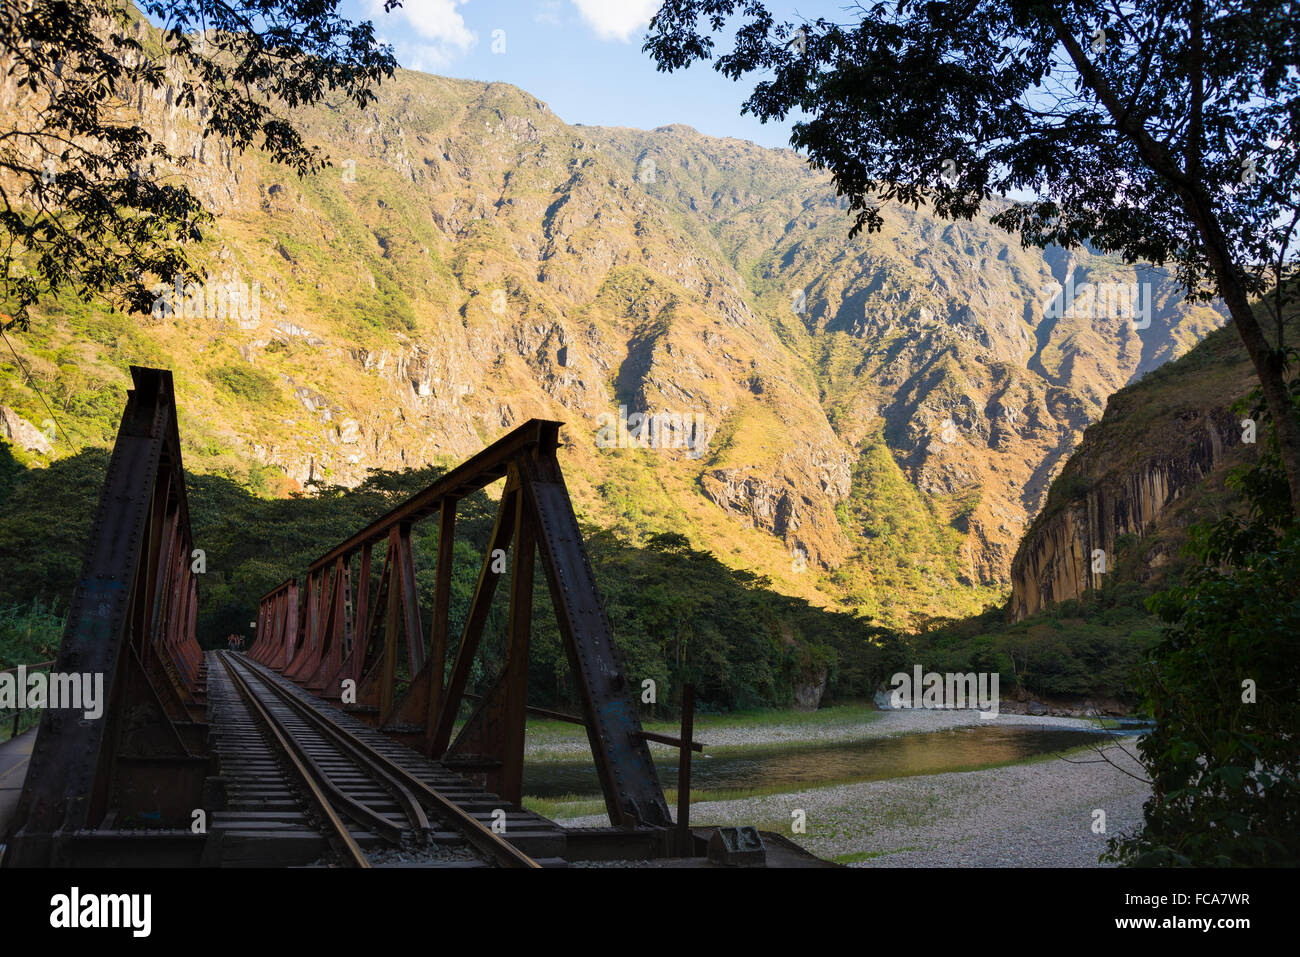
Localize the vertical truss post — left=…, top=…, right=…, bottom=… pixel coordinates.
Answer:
left=676, top=683, right=695, bottom=854
left=429, top=480, right=518, bottom=757
left=281, top=581, right=299, bottom=671
left=499, top=474, right=535, bottom=805
left=349, top=544, right=372, bottom=686
left=341, top=557, right=354, bottom=659
left=397, top=523, right=424, bottom=676
left=379, top=528, right=402, bottom=724
left=424, top=498, right=457, bottom=755
left=518, top=438, right=671, bottom=827
left=4, top=368, right=208, bottom=867
left=306, top=556, right=346, bottom=691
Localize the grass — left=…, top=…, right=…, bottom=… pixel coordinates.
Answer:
left=0, top=600, right=61, bottom=743
left=522, top=795, right=609, bottom=820
left=522, top=700, right=884, bottom=757
left=0, top=707, right=40, bottom=744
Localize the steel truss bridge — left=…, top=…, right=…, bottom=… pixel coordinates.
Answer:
left=1, top=367, right=821, bottom=868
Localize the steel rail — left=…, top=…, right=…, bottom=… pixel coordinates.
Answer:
left=236, top=656, right=541, bottom=869
left=225, top=654, right=432, bottom=844
left=218, top=653, right=373, bottom=867
left=0, top=660, right=56, bottom=675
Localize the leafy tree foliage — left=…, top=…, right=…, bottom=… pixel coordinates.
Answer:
left=0, top=598, right=64, bottom=668
left=914, top=588, right=1160, bottom=702
left=0, top=597, right=65, bottom=740
left=1107, top=378, right=1300, bottom=865
left=0, top=454, right=901, bottom=714
left=1, top=0, right=400, bottom=329
left=645, top=0, right=1300, bottom=508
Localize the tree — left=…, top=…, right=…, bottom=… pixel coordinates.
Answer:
left=1, top=0, right=401, bottom=330
left=645, top=0, right=1300, bottom=510
left=1107, top=381, right=1300, bottom=865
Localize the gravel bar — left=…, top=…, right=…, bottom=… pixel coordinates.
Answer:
left=526, top=707, right=1101, bottom=760
left=557, top=731, right=1151, bottom=867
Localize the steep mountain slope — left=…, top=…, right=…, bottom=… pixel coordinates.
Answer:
left=1008, top=303, right=1289, bottom=619
left=0, top=58, right=1227, bottom=628
left=584, top=125, right=1227, bottom=590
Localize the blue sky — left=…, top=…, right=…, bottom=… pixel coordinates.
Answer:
left=342, top=0, right=824, bottom=150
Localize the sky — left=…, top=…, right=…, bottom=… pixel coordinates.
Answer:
left=340, top=0, right=824, bottom=151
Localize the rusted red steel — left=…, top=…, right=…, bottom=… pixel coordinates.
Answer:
left=251, top=580, right=298, bottom=669
left=348, top=543, right=372, bottom=687
left=276, top=581, right=301, bottom=670
left=304, top=557, right=348, bottom=692
left=4, top=368, right=210, bottom=866
left=251, top=591, right=270, bottom=663
left=284, top=568, right=328, bottom=682
left=248, top=419, right=672, bottom=827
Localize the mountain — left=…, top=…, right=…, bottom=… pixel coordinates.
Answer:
left=1009, top=301, right=1290, bottom=620
left=0, top=55, right=1228, bottom=629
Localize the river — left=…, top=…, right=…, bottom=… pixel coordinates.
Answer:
left=523, top=722, right=1145, bottom=798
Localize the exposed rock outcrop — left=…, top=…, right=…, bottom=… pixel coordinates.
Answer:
left=1007, top=313, right=1272, bottom=620
left=0, top=31, right=1233, bottom=623
left=701, top=441, right=853, bottom=569
left=1009, top=413, right=1235, bottom=619
left=0, top=407, right=52, bottom=455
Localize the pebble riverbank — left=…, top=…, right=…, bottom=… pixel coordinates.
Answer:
left=526, top=706, right=1103, bottom=760
left=549, top=711, right=1151, bottom=867
left=697, top=742, right=1148, bottom=866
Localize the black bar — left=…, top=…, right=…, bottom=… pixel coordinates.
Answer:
left=630, top=729, right=705, bottom=752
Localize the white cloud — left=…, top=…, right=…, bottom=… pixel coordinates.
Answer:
left=367, top=0, right=475, bottom=66
left=570, top=0, right=660, bottom=42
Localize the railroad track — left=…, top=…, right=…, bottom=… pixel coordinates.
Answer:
left=217, top=652, right=541, bottom=869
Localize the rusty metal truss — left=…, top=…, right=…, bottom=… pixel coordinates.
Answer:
left=248, top=419, right=672, bottom=828
left=4, top=368, right=210, bottom=867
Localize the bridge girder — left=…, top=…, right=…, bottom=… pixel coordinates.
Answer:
left=249, top=419, right=671, bottom=828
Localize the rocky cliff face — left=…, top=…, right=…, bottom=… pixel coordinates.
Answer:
left=0, top=17, right=258, bottom=216
left=0, top=407, right=51, bottom=455
left=1010, top=411, right=1238, bottom=619
left=1008, top=319, right=1271, bottom=620
left=0, top=45, right=1230, bottom=626
left=585, top=125, right=1228, bottom=593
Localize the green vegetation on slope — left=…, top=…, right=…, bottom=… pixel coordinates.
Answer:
left=0, top=446, right=904, bottom=715
left=2, top=69, right=1231, bottom=643
left=913, top=591, right=1161, bottom=705
left=1109, top=384, right=1300, bottom=866
left=832, top=438, right=1001, bottom=625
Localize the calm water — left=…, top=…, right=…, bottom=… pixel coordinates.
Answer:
left=523, top=724, right=1134, bottom=798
